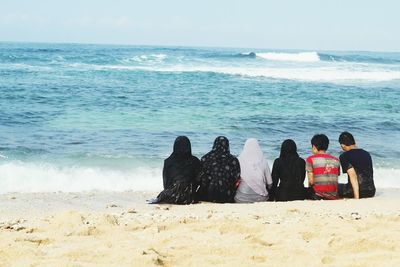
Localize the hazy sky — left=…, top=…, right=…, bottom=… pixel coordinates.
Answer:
left=1, top=0, right=399, bottom=51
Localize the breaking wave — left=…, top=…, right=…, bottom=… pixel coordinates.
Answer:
left=0, top=161, right=398, bottom=193
left=69, top=63, right=400, bottom=83
left=256, top=52, right=320, bottom=62
left=0, top=162, right=162, bottom=193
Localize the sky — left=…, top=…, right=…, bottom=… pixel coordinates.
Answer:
left=0, top=0, right=399, bottom=51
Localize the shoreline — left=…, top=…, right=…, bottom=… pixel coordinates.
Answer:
left=1, top=190, right=399, bottom=266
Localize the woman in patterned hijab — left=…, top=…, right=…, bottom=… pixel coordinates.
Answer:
left=196, top=136, right=241, bottom=203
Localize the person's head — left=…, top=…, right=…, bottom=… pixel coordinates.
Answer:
left=172, top=136, right=192, bottom=158
left=243, top=138, right=260, bottom=150
left=240, top=138, right=263, bottom=159
left=311, top=134, right=329, bottom=154
left=280, top=139, right=298, bottom=158
left=338, top=131, right=356, bottom=151
left=212, top=136, right=230, bottom=153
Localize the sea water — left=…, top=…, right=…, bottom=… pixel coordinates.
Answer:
left=0, top=42, right=399, bottom=193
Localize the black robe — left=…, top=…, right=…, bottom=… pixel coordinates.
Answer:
left=156, top=136, right=201, bottom=204
left=271, top=139, right=306, bottom=201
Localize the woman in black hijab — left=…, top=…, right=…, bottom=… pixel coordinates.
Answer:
left=153, top=136, right=201, bottom=204
left=271, top=139, right=306, bottom=201
left=196, top=136, right=241, bottom=203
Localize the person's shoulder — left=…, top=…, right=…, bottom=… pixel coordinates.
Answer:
left=356, top=148, right=371, bottom=156
left=346, top=148, right=371, bottom=159
left=200, top=153, right=210, bottom=161
left=272, top=157, right=282, bottom=167
left=164, top=156, right=172, bottom=164
left=191, top=155, right=200, bottom=160
left=191, top=155, right=201, bottom=162
left=306, top=155, right=315, bottom=163
left=324, top=153, right=339, bottom=161
left=273, top=157, right=281, bottom=163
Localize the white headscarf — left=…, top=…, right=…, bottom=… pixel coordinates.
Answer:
left=238, top=138, right=272, bottom=196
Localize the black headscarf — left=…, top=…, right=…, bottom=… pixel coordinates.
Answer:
left=280, top=139, right=299, bottom=160
left=273, top=139, right=305, bottom=188
left=271, top=139, right=306, bottom=201
left=163, top=136, right=200, bottom=189
left=171, top=136, right=192, bottom=160
left=198, top=136, right=240, bottom=203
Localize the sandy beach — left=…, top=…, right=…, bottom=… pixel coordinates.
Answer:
left=0, top=190, right=399, bottom=267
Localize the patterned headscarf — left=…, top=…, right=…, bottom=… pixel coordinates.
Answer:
left=201, top=136, right=231, bottom=167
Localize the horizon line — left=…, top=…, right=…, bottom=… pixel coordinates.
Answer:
left=1, top=40, right=399, bottom=54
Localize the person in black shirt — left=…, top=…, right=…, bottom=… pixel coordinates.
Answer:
left=338, top=132, right=375, bottom=199
left=271, top=139, right=306, bottom=201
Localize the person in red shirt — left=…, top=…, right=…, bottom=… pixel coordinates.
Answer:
left=306, top=134, right=340, bottom=200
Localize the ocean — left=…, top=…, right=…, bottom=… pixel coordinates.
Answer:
left=0, top=42, right=399, bottom=193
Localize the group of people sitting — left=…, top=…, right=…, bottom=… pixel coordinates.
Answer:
left=151, top=131, right=376, bottom=204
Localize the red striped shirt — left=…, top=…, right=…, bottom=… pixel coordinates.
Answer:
left=306, top=153, right=340, bottom=200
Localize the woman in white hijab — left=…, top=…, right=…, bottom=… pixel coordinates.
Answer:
left=234, top=138, right=273, bottom=203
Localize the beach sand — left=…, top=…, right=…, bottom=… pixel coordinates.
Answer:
left=1, top=190, right=399, bottom=267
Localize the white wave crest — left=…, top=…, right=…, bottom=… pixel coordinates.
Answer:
left=373, top=168, right=400, bottom=189
left=0, top=162, right=162, bottom=193
left=121, top=54, right=167, bottom=63
left=256, top=52, right=320, bottom=62
left=67, top=63, right=400, bottom=83
left=0, top=162, right=399, bottom=193
left=210, top=66, right=400, bottom=82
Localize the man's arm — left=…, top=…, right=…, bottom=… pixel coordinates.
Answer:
left=305, top=157, right=314, bottom=187
left=347, top=167, right=359, bottom=199
left=307, top=172, right=314, bottom=187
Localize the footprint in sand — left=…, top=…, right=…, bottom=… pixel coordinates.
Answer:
left=245, top=235, right=273, bottom=247
left=251, top=255, right=267, bottom=263
left=321, top=256, right=334, bottom=264
left=16, top=237, right=51, bottom=246
left=142, top=248, right=169, bottom=266
left=301, top=231, right=318, bottom=242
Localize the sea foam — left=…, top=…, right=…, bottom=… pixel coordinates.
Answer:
left=82, top=64, right=400, bottom=83
left=120, top=54, right=167, bottom=63
left=256, top=52, right=321, bottom=62
left=0, top=161, right=399, bottom=193
left=0, top=162, right=162, bottom=193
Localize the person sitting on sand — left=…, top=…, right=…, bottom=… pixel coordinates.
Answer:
left=271, top=139, right=306, bottom=201
left=152, top=136, right=201, bottom=204
left=338, top=132, right=375, bottom=199
left=234, top=138, right=272, bottom=203
left=196, top=136, right=241, bottom=203
left=306, top=134, right=340, bottom=200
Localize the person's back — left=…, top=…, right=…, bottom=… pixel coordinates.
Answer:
left=234, top=138, right=272, bottom=203
left=197, top=136, right=241, bottom=203
left=272, top=139, right=306, bottom=201
left=338, top=132, right=375, bottom=198
left=152, top=136, right=201, bottom=205
left=306, top=134, right=340, bottom=200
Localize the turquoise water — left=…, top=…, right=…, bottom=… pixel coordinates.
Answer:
left=0, top=42, right=399, bottom=192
